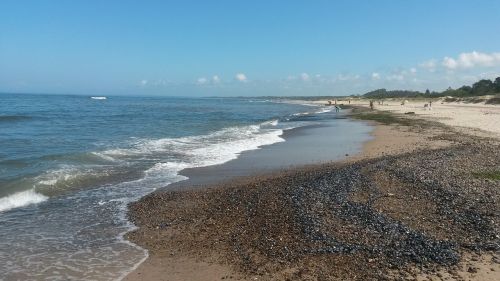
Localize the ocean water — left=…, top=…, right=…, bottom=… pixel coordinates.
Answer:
left=0, top=94, right=370, bottom=280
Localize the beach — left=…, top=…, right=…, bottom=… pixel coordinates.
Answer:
left=124, top=106, right=500, bottom=280
left=4, top=2, right=500, bottom=281
left=316, top=98, right=500, bottom=138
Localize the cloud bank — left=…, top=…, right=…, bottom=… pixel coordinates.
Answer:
left=442, top=51, right=500, bottom=70
left=137, top=51, right=500, bottom=96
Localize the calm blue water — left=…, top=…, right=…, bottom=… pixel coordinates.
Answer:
left=0, top=94, right=370, bottom=280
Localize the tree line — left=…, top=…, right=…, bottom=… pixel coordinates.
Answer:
left=363, top=76, right=500, bottom=98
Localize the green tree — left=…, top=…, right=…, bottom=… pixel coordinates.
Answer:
left=494, top=77, right=500, bottom=92
left=472, top=79, right=494, bottom=95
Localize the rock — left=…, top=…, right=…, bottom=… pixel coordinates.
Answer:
left=467, top=267, right=477, bottom=273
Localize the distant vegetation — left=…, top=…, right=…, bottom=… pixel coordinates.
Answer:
left=363, top=76, right=500, bottom=99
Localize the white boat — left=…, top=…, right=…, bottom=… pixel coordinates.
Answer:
left=90, top=96, right=107, bottom=100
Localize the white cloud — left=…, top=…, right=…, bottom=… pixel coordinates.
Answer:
left=441, top=51, right=500, bottom=70
left=285, top=73, right=316, bottom=82
left=442, top=57, right=459, bottom=70
left=300, top=72, right=310, bottom=81
left=197, top=75, right=220, bottom=85
left=235, top=73, right=247, bottom=82
left=140, top=79, right=148, bottom=86
left=386, top=74, right=404, bottom=81
left=336, top=74, right=359, bottom=81
left=371, top=72, right=381, bottom=80
left=419, top=60, right=437, bottom=72
left=419, top=51, right=500, bottom=72
left=153, top=79, right=167, bottom=86
left=197, top=77, right=208, bottom=84
left=410, top=67, right=417, bottom=74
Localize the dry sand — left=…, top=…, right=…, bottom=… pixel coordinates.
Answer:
left=316, top=98, right=500, bottom=138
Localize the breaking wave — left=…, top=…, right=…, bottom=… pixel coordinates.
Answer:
left=0, top=189, right=48, bottom=213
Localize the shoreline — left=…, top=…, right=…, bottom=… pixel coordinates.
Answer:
left=167, top=115, right=372, bottom=191
left=123, top=108, right=500, bottom=280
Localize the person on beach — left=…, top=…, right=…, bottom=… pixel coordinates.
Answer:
left=370, top=100, right=374, bottom=110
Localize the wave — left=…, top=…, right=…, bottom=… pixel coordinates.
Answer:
left=292, top=106, right=333, bottom=117
left=35, top=166, right=102, bottom=187
left=315, top=107, right=334, bottom=114
left=0, top=189, right=48, bottom=213
left=102, top=120, right=282, bottom=158
left=121, top=123, right=287, bottom=199
left=259, top=119, right=279, bottom=128
left=31, top=165, right=144, bottom=197
left=0, top=119, right=287, bottom=210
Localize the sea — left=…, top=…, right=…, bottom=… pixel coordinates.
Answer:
left=0, top=94, right=371, bottom=280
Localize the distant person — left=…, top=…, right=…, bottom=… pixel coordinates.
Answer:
left=335, top=105, right=340, bottom=112
left=348, top=99, right=351, bottom=104
left=370, top=100, right=374, bottom=110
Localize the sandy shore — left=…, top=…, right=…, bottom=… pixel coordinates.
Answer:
left=124, top=109, right=500, bottom=281
left=314, top=98, right=500, bottom=138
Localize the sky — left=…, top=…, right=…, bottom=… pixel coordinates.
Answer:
left=1, top=0, right=500, bottom=96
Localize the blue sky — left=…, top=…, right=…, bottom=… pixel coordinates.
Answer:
left=1, top=0, right=500, bottom=96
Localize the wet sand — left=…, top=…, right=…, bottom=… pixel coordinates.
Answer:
left=124, top=109, right=500, bottom=281
left=169, top=117, right=372, bottom=190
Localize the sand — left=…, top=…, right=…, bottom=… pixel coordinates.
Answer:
left=315, top=98, right=500, bottom=138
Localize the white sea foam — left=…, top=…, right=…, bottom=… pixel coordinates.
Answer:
left=291, top=106, right=333, bottom=117
left=293, top=112, right=310, bottom=116
left=102, top=121, right=283, bottom=160
left=35, top=166, right=95, bottom=187
left=273, top=99, right=317, bottom=107
left=0, top=117, right=293, bottom=215
left=0, top=189, right=48, bottom=213
left=90, top=151, right=119, bottom=162
left=3, top=119, right=286, bottom=209
left=261, top=119, right=279, bottom=127
left=140, top=125, right=285, bottom=184
left=315, top=107, right=334, bottom=114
